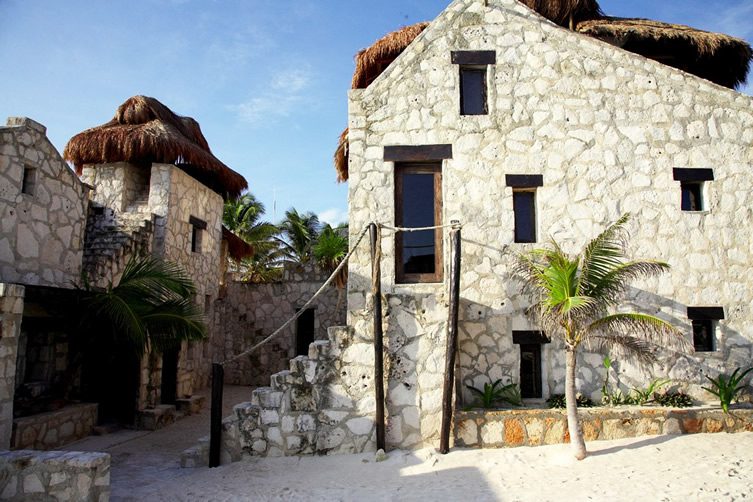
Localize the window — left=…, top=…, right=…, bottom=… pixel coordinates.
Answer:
left=673, top=168, right=713, bottom=212
left=22, top=167, right=36, bottom=195
left=506, top=174, right=542, bottom=243
left=692, top=319, right=714, bottom=352
left=451, top=50, right=495, bottom=116
left=189, top=216, right=207, bottom=254
left=395, top=163, right=443, bottom=283
left=459, top=67, right=487, bottom=115
left=513, top=191, right=536, bottom=243
left=687, top=306, right=724, bottom=352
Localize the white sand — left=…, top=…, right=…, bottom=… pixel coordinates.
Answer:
left=116, top=432, right=753, bottom=501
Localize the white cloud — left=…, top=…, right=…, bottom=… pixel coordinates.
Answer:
left=319, top=208, right=348, bottom=227
left=234, top=66, right=314, bottom=125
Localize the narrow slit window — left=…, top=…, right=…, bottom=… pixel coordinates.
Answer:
left=189, top=216, right=207, bottom=254
left=681, top=182, right=703, bottom=211
left=395, top=163, right=443, bottom=283
left=460, top=67, right=487, bottom=115
left=513, top=190, right=536, bottom=243
left=22, top=167, right=37, bottom=195
left=692, top=319, right=714, bottom=352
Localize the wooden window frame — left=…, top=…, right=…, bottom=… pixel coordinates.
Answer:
left=512, top=189, right=537, bottom=243
left=459, top=66, right=488, bottom=116
left=692, top=319, right=715, bottom=352
left=680, top=181, right=703, bottom=211
left=395, top=163, right=443, bottom=284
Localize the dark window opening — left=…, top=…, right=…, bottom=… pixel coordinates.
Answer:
left=295, top=308, right=315, bottom=356
left=191, top=226, right=202, bottom=253
left=460, top=67, right=487, bottom=115
left=22, top=167, right=36, bottom=195
left=204, top=294, right=212, bottom=314
left=681, top=182, right=703, bottom=211
left=692, top=319, right=714, bottom=352
left=395, top=163, right=443, bottom=283
left=520, top=344, right=542, bottom=399
left=513, top=190, right=536, bottom=243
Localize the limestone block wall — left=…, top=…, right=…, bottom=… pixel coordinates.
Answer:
left=0, top=450, right=109, bottom=501
left=11, top=403, right=97, bottom=450
left=0, top=284, right=23, bottom=449
left=0, top=118, right=89, bottom=287
left=219, top=262, right=347, bottom=387
left=346, top=0, right=753, bottom=448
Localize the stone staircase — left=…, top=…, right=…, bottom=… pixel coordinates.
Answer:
left=83, top=203, right=156, bottom=285
left=181, top=325, right=374, bottom=467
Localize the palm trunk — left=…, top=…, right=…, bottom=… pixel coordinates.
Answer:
left=565, top=348, right=587, bottom=460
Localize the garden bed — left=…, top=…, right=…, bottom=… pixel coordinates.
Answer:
left=454, top=405, right=753, bottom=449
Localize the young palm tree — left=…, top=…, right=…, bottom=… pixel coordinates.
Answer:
left=82, top=256, right=207, bottom=355
left=313, top=223, right=349, bottom=288
left=515, top=214, right=686, bottom=460
left=278, top=208, right=321, bottom=263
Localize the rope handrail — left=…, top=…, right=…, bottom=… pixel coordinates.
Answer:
left=220, top=220, right=462, bottom=366
left=221, top=223, right=372, bottom=366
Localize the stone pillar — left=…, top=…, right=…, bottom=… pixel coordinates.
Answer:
left=0, top=283, right=24, bottom=449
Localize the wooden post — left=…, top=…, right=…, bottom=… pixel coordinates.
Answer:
left=440, top=223, right=461, bottom=454
left=370, top=223, right=386, bottom=451
left=209, top=363, right=224, bottom=468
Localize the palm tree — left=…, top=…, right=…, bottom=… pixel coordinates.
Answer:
left=82, top=256, right=207, bottom=355
left=278, top=208, right=321, bottom=263
left=313, top=223, right=349, bottom=288
left=515, top=214, right=686, bottom=460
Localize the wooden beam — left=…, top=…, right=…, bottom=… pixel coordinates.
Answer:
left=440, top=223, right=461, bottom=454
left=384, top=144, right=452, bottom=162
left=451, top=50, right=497, bottom=65
left=370, top=223, right=386, bottom=451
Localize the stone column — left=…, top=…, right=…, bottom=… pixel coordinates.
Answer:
left=0, top=283, right=24, bottom=449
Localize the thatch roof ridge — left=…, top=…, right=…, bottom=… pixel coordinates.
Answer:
left=518, top=0, right=603, bottom=27
left=64, top=95, right=247, bottom=199
left=577, top=17, right=752, bottom=89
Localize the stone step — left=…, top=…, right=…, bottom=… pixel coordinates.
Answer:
left=250, top=387, right=282, bottom=409
left=290, top=355, right=317, bottom=384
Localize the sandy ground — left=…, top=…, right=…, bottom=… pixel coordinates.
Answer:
left=63, top=390, right=753, bottom=501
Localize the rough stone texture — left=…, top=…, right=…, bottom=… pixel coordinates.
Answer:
left=0, top=118, right=90, bottom=287
left=0, top=450, right=109, bottom=501
left=11, top=403, right=98, bottom=450
left=218, top=262, right=347, bottom=387
left=82, top=162, right=223, bottom=411
left=345, top=0, right=753, bottom=449
left=455, top=406, right=753, bottom=448
left=0, top=284, right=24, bottom=449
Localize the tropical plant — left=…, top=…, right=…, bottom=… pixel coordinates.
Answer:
left=80, top=256, right=207, bottom=355
left=313, top=224, right=349, bottom=288
left=703, top=367, right=753, bottom=413
left=223, top=193, right=283, bottom=281
left=655, top=390, right=694, bottom=408
left=547, top=393, right=594, bottom=409
left=466, top=379, right=523, bottom=408
left=278, top=208, right=321, bottom=263
left=631, top=378, right=672, bottom=405
left=515, top=213, right=686, bottom=459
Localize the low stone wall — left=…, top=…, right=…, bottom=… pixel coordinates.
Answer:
left=455, top=406, right=753, bottom=448
left=11, top=403, right=97, bottom=450
left=0, top=450, right=109, bottom=501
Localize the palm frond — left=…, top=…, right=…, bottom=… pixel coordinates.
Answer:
left=586, top=313, right=687, bottom=351
left=578, top=213, right=630, bottom=297
left=585, top=332, right=658, bottom=365
left=587, top=260, right=670, bottom=309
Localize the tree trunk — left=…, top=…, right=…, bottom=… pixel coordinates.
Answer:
left=565, top=348, right=587, bottom=460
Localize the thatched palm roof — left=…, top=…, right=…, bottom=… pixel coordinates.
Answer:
left=577, top=17, right=752, bottom=89
left=64, top=96, right=247, bottom=199
left=519, top=0, right=602, bottom=28
left=222, top=226, right=254, bottom=261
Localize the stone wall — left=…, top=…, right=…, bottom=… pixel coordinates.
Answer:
left=0, top=450, right=109, bottom=501
left=219, top=262, right=347, bottom=387
left=0, top=117, right=89, bottom=287
left=455, top=406, right=753, bottom=448
left=11, top=403, right=97, bottom=450
left=0, top=284, right=23, bottom=449
left=345, top=0, right=753, bottom=449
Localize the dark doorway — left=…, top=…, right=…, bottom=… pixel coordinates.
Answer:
left=520, top=343, right=542, bottom=398
left=161, top=347, right=179, bottom=405
left=295, top=308, right=316, bottom=356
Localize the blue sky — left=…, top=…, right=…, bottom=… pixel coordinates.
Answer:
left=1, top=0, right=751, bottom=226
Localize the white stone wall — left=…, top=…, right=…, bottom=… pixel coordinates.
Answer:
left=347, top=0, right=753, bottom=448
left=0, top=118, right=89, bottom=287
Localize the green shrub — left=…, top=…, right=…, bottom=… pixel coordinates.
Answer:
left=466, top=379, right=522, bottom=408
left=547, top=393, right=594, bottom=409
left=654, top=391, right=694, bottom=408
left=631, top=378, right=672, bottom=405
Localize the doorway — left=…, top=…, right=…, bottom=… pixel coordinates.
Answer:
left=519, top=343, right=542, bottom=399
left=295, top=308, right=316, bottom=356
left=161, top=347, right=179, bottom=405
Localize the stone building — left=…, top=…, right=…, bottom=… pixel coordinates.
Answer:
left=212, top=0, right=753, bottom=460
